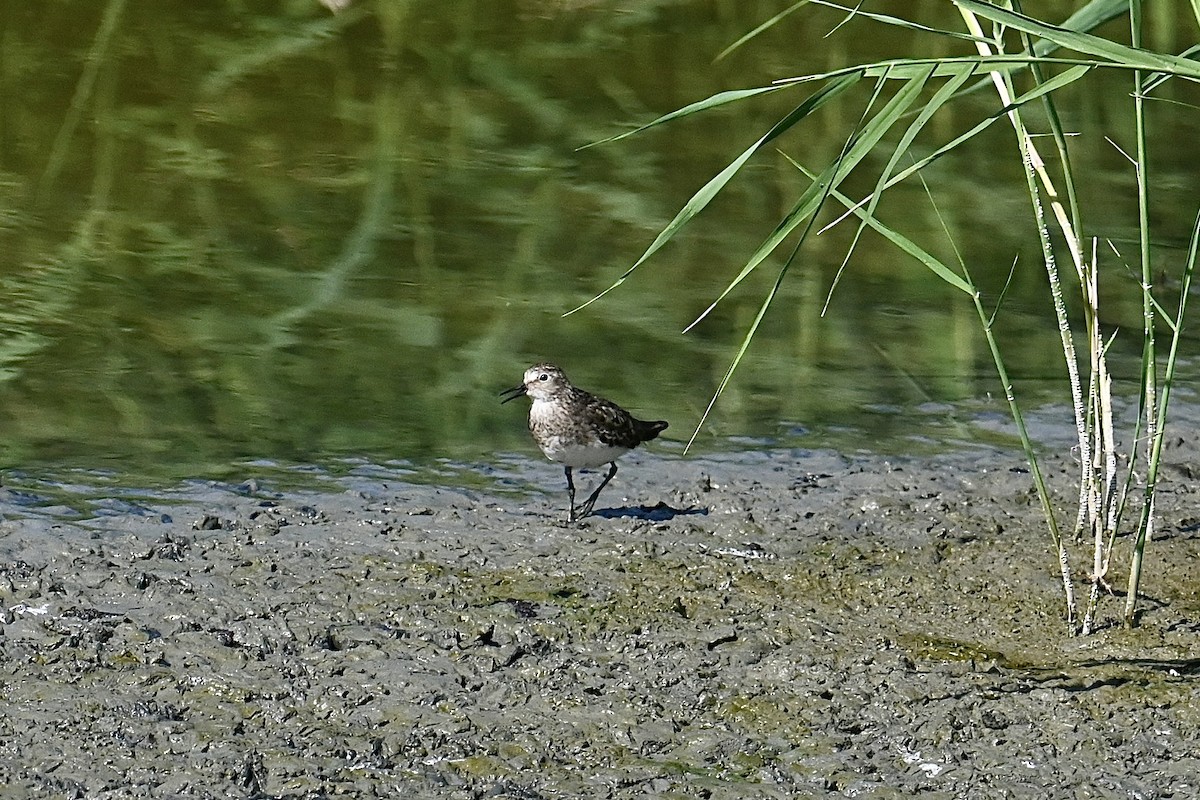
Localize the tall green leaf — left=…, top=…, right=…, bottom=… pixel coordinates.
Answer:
left=684, top=65, right=937, bottom=330
left=956, top=0, right=1200, bottom=79
left=565, top=73, right=860, bottom=316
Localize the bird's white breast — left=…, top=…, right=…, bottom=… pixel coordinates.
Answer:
left=529, top=398, right=630, bottom=468
left=540, top=440, right=629, bottom=469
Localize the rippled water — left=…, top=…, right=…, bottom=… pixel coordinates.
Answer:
left=1, top=2, right=1198, bottom=488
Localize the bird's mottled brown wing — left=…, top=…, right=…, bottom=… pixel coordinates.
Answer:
left=582, top=395, right=643, bottom=449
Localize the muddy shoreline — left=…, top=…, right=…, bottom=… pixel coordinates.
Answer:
left=1, top=444, right=1197, bottom=798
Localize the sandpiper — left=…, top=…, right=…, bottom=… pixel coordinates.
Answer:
left=501, top=363, right=668, bottom=523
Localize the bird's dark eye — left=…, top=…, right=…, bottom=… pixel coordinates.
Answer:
left=538, top=373, right=549, bottom=381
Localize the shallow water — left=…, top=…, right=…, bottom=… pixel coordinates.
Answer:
left=1, top=2, right=1198, bottom=486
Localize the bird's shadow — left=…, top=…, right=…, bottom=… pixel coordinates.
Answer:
left=589, top=501, right=708, bottom=522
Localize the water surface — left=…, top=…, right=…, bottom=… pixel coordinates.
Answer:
left=1, top=1, right=1197, bottom=487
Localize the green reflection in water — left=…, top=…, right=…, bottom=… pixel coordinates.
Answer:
left=0, top=1, right=1196, bottom=482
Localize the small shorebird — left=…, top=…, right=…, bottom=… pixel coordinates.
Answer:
left=501, top=363, right=668, bottom=523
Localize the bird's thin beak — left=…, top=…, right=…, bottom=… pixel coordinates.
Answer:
left=499, top=384, right=527, bottom=404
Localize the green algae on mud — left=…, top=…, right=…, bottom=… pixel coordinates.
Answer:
left=894, top=632, right=1008, bottom=668
left=0, top=446, right=1198, bottom=797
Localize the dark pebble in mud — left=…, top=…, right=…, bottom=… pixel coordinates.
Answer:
left=0, top=448, right=1198, bottom=798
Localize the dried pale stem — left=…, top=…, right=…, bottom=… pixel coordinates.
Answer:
left=1081, top=239, right=1118, bottom=635
left=959, top=7, right=1086, bottom=631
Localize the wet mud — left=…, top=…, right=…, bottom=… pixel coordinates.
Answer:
left=1, top=444, right=1198, bottom=798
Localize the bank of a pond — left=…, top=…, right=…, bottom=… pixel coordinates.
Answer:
left=0, top=441, right=1197, bottom=798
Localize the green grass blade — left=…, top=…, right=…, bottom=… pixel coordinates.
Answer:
left=941, top=0, right=1124, bottom=104
left=566, top=73, right=860, bottom=316
left=989, top=255, right=1022, bottom=327
left=1123, top=3, right=1160, bottom=627
left=822, top=64, right=1089, bottom=233
left=723, top=0, right=1124, bottom=69
left=579, top=86, right=788, bottom=150
left=1148, top=292, right=1176, bottom=332
left=682, top=160, right=836, bottom=332
left=955, top=0, right=1200, bottom=78
left=1010, top=63, right=1093, bottom=106
left=715, top=1, right=810, bottom=62
left=1032, top=0, right=1127, bottom=57
left=791, top=157, right=975, bottom=295
left=682, top=66, right=934, bottom=330
left=810, top=0, right=986, bottom=44
left=771, top=55, right=1148, bottom=85
left=829, top=66, right=976, bottom=306
left=685, top=260, right=791, bottom=453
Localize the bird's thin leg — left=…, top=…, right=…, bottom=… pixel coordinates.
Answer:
left=565, top=466, right=577, bottom=523
left=579, top=462, right=618, bottom=519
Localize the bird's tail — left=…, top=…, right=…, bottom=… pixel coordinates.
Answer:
left=635, top=419, right=669, bottom=442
